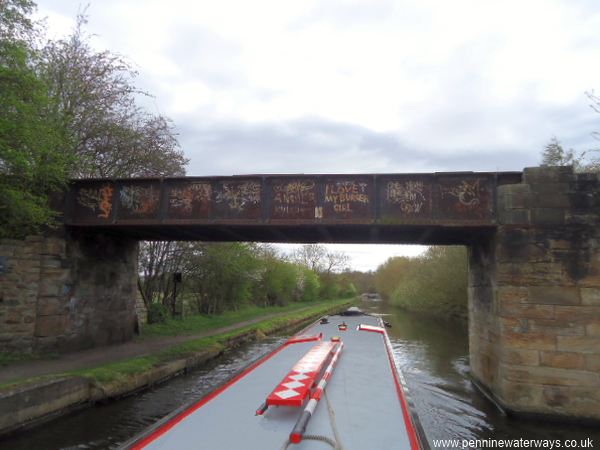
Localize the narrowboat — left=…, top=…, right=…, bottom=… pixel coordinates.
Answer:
left=122, top=309, right=428, bottom=449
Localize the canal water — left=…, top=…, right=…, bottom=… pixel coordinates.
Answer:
left=2, top=302, right=599, bottom=449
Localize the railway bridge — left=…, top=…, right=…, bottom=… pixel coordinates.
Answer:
left=0, top=166, right=599, bottom=420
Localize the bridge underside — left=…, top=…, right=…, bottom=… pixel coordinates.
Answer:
left=68, top=223, right=496, bottom=245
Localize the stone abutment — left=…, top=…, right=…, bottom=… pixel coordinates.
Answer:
left=0, top=232, right=138, bottom=353
left=469, top=166, right=600, bottom=420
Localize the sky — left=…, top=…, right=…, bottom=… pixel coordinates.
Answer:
left=34, top=0, right=600, bottom=271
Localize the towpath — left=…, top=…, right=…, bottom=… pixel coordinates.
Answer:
left=0, top=308, right=311, bottom=385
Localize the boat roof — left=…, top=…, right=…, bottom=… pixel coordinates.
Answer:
left=124, top=313, right=424, bottom=450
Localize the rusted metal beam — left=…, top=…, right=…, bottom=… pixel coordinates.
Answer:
left=65, top=172, right=520, bottom=230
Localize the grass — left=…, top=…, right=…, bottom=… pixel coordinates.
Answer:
left=74, top=299, right=352, bottom=384
left=0, top=351, right=58, bottom=367
left=140, top=300, right=346, bottom=338
left=1, top=299, right=353, bottom=389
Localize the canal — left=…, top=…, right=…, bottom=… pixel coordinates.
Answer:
left=2, top=302, right=599, bottom=449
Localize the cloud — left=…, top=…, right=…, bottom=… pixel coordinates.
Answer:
left=176, top=117, right=396, bottom=174
left=33, top=0, right=600, bottom=270
left=176, top=113, right=573, bottom=176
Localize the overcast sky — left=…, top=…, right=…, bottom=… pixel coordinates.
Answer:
left=35, top=0, right=600, bottom=271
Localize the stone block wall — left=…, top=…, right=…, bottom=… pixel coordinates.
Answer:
left=469, top=166, right=600, bottom=420
left=0, top=236, right=43, bottom=353
left=0, top=233, right=139, bottom=353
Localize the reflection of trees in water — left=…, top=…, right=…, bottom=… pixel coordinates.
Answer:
left=372, top=302, right=600, bottom=446
left=372, top=302, right=467, bottom=377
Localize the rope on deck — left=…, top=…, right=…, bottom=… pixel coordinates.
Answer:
left=280, top=392, right=345, bottom=450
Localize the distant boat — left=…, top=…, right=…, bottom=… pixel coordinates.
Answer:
left=122, top=308, right=428, bottom=449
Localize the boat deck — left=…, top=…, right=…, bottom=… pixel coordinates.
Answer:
left=125, top=313, right=422, bottom=450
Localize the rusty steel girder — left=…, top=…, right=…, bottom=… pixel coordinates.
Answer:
left=65, top=172, right=521, bottom=230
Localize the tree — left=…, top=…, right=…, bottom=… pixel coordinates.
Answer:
left=585, top=91, right=600, bottom=172
left=138, top=241, right=187, bottom=314
left=1, top=3, right=189, bottom=238
left=0, top=0, right=73, bottom=238
left=374, top=256, right=413, bottom=299
left=541, top=91, right=600, bottom=173
left=323, top=250, right=350, bottom=275
left=390, top=246, right=468, bottom=318
left=184, top=243, right=259, bottom=314
left=293, top=244, right=327, bottom=272
left=300, top=268, right=320, bottom=302
left=258, top=257, right=299, bottom=306
left=342, top=270, right=376, bottom=294
left=540, top=136, right=599, bottom=173
left=40, top=13, right=188, bottom=178
left=0, top=0, right=36, bottom=42
left=540, top=137, right=579, bottom=168
left=292, top=244, right=349, bottom=275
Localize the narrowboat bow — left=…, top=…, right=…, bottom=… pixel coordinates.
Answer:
left=122, top=309, right=428, bottom=450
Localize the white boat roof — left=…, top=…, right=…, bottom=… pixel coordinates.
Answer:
left=124, top=313, right=423, bottom=450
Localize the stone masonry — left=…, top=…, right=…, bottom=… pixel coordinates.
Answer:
left=0, top=232, right=138, bottom=353
left=2, top=166, right=599, bottom=421
left=469, top=166, right=600, bottom=420
left=0, top=236, right=44, bottom=353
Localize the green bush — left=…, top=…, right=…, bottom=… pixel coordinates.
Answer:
left=301, top=268, right=320, bottom=302
left=147, top=302, right=169, bottom=324
left=388, top=246, right=468, bottom=318
left=340, top=282, right=358, bottom=298
left=261, top=258, right=298, bottom=306
left=320, top=280, right=340, bottom=300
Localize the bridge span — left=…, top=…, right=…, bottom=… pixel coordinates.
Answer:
left=64, top=171, right=521, bottom=243
left=1, top=166, right=599, bottom=422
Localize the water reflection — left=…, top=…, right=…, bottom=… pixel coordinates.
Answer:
left=365, top=302, right=600, bottom=448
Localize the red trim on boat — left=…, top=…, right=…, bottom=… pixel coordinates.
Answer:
left=357, top=323, right=385, bottom=334
left=130, top=342, right=291, bottom=449
left=382, top=328, right=421, bottom=450
left=131, top=326, right=328, bottom=448
left=286, top=332, right=323, bottom=344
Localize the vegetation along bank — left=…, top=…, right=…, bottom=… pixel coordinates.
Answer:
left=374, top=246, right=468, bottom=319
left=0, top=299, right=352, bottom=437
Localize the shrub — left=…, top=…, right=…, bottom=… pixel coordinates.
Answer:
left=301, top=268, right=320, bottom=302
left=147, top=302, right=169, bottom=324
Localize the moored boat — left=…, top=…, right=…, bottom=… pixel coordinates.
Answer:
left=122, top=309, right=428, bottom=450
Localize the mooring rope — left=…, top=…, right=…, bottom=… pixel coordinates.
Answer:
left=279, top=391, right=345, bottom=450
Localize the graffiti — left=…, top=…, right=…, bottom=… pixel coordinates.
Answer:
left=441, top=179, right=481, bottom=207
left=169, top=183, right=212, bottom=214
left=77, top=185, right=114, bottom=218
left=273, top=181, right=315, bottom=217
left=216, top=181, right=261, bottom=212
left=386, top=180, right=427, bottom=215
left=120, top=185, right=159, bottom=214
left=325, top=181, right=369, bottom=213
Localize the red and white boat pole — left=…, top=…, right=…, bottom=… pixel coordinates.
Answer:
left=289, top=341, right=344, bottom=444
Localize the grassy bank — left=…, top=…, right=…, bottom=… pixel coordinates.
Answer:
left=1, top=299, right=352, bottom=389
left=140, top=300, right=340, bottom=338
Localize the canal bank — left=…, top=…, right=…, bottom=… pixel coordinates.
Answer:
left=3, top=301, right=600, bottom=449
left=0, top=300, right=352, bottom=438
